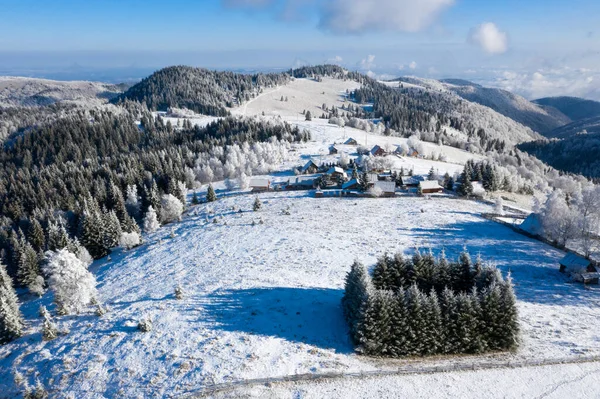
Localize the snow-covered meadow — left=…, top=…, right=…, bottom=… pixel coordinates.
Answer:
left=2, top=191, right=599, bottom=397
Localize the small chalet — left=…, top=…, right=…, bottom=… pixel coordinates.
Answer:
left=329, top=145, right=340, bottom=155
left=408, top=148, right=420, bottom=157
left=370, top=145, right=386, bottom=157
left=342, top=179, right=360, bottom=190
left=559, top=253, right=599, bottom=284
left=250, top=178, right=271, bottom=192
left=419, top=180, right=443, bottom=194
left=374, top=181, right=396, bottom=197
left=326, top=166, right=348, bottom=180
left=301, top=159, right=320, bottom=174
left=344, top=137, right=358, bottom=145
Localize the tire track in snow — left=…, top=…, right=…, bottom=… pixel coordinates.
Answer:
left=182, top=355, right=600, bottom=398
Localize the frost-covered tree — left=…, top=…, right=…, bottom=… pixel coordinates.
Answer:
left=119, top=232, right=142, bottom=249
left=342, top=260, right=372, bottom=343
left=494, top=196, right=505, bottom=216
left=79, top=202, right=110, bottom=259
left=44, top=249, right=99, bottom=315
left=160, top=194, right=184, bottom=224
left=574, top=186, right=600, bottom=258
left=0, top=263, right=24, bottom=344
left=125, top=184, right=141, bottom=219
left=27, top=219, right=45, bottom=252
left=253, top=197, right=262, bottom=211
left=206, top=184, right=217, bottom=202
left=47, top=221, right=69, bottom=251
left=143, top=206, right=160, bottom=233
left=305, top=110, right=312, bottom=121
left=540, top=190, right=577, bottom=247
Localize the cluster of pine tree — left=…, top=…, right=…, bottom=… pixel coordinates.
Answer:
left=0, top=108, right=309, bottom=288
left=113, top=66, right=290, bottom=116
left=342, top=250, right=519, bottom=357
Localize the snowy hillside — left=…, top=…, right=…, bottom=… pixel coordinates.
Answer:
left=439, top=79, right=571, bottom=134
left=391, top=77, right=543, bottom=145
left=1, top=191, right=598, bottom=397
left=0, top=77, right=124, bottom=107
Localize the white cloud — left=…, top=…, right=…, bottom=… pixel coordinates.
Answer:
left=409, top=61, right=418, bottom=70
left=484, top=67, right=600, bottom=100
left=326, top=55, right=343, bottom=64
left=320, top=0, right=454, bottom=34
left=359, top=54, right=376, bottom=70
left=468, top=22, right=508, bottom=54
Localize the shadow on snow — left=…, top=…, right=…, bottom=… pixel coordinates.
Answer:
left=203, top=287, right=353, bottom=353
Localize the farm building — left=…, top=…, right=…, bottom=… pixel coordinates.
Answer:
left=559, top=253, right=599, bottom=284
left=374, top=181, right=396, bottom=197
left=250, top=178, right=271, bottom=192
left=400, top=175, right=421, bottom=187
left=342, top=179, right=360, bottom=190
left=329, top=145, right=340, bottom=155
left=301, top=159, right=320, bottom=174
left=419, top=180, right=443, bottom=194
left=370, top=145, right=386, bottom=157
left=408, top=148, right=420, bottom=157
left=344, top=137, right=358, bottom=145
left=326, top=166, right=347, bottom=180
left=287, top=176, right=319, bottom=190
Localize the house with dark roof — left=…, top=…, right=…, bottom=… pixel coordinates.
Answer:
left=300, top=159, right=320, bottom=174
left=559, top=253, right=598, bottom=284
left=344, top=137, right=358, bottom=145
left=370, top=145, right=386, bottom=157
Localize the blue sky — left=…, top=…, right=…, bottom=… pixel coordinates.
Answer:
left=0, top=0, right=599, bottom=99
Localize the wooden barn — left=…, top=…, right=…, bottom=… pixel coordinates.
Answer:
left=342, top=179, right=360, bottom=190
left=326, top=166, right=347, bottom=180
left=329, top=145, right=340, bottom=155
left=344, top=137, right=358, bottom=145
left=559, top=253, right=599, bottom=284
left=250, top=178, right=271, bottom=192
left=400, top=175, right=421, bottom=188
left=419, top=180, right=443, bottom=194
left=370, top=145, right=386, bottom=157
left=374, top=181, right=396, bottom=197
left=301, top=159, right=320, bottom=174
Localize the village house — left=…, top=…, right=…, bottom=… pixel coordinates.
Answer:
left=370, top=145, right=386, bottom=157
left=374, top=181, right=396, bottom=197
left=419, top=180, right=443, bottom=194
left=559, top=253, right=599, bottom=284
left=329, top=145, right=340, bottom=155
left=344, top=137, right=358, bottom=145
left=250, top=178, right=271, bottom=192
left=300, top=159, right=320, bottom=174
left=326, top=166, right=348, bottom=181
left=400, top=175, right=421, bottom=188
left=342, top=179, right=360, bottom=190
left=287, top=175, right=319, bottom=190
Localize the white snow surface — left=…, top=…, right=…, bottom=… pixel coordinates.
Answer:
left=2, top=192, right=599, bottom=397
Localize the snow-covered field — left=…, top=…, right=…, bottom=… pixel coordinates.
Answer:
left=2, top=191, right=599, bottom=398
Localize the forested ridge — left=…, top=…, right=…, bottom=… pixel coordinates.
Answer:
left=112, top=66, right=291, bottom=116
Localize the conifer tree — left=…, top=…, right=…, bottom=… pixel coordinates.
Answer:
left=206, top=184, right=217, bottom=202
left=17, top=239, right=41, bottom=291
left=27, top=219, right=45, bottom=252
left=79, top=202, right=110, bottom=260
left=342, top=261, right=372, bottom=343
left=388, top=286, right=409, bottom=356
left=252, top=196, right=262, bottom=211
left=358, top=289, right=394, bottom=355
left=404, top=284, right=426, bottom=355
left=47, top=221, right=69, bottom=251
left=143, top=206, right=161, bottom=233
left=387, top=253, right=407, bottom=292
left=305, top=110, right=312, bottom=121
left=125, top=184, right=141, bottom=219
left=102, top=209, right=122, bottom=249
left=0, top=262, right=24, bottom=344
left=372, top=254, right=392, bottom=291
left=191, top=191, right=200, bottom=205
left=497, top=275, right=520, bottom=350
left=457, top=166, right=474, bottom=197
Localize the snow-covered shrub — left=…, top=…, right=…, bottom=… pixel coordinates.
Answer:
left=175, top=285, right=184, bottom=300
left=143, top=206, right=161, bottom=232
left=95, top=304, right=107, bottom=317
left=224, top=178, right=236, bottom=191
left=44, top=249, right=99, bottom=315
left=28, top=275, right=45, bottom=297
left=42, top=318, right=58, bottom=341
left=367, top=186, right=383, bottom=198
left=119, top=232, right=142, bottom=250
left=495, top=197, right=505, bottom=215
left=238, top=173, right=250, bottom=190
left=138, top=317, right=152, bottom=332
left=160, top=194, right=184, bottom=224
left=253, top=197, right=262, bottom=211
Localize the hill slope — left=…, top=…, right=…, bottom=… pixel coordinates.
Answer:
left=437, top=79, right=571, bottom=134
left=112, top=66, right=290, bottom=116
left=0, top=76, right=124, bottom=107
left=533, top=96, right=600, bottom=122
